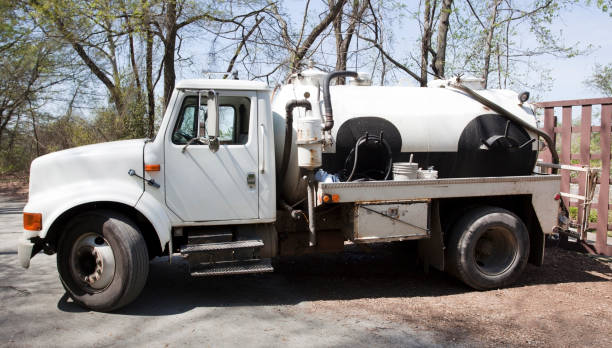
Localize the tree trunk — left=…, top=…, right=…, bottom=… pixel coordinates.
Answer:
left=482, top=0, right=501, bottom=89
left=420, top=1, right=433, bottom=87
left=332, top=0, right=368, bottom=84
left=125, top=13, right=142, bottom=93
left=162, top=1, right=177, bottom=110
left=331, top=0, right=345, bottom=82
left=144, top=1, right=155, bottom=138
left=290, top=0, right=347, bottom=71
left=55, top=21, right=124, bottom=115
left=433, top=0, right=453, bottom=78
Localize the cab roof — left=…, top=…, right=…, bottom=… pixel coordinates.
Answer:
left=175, top=79, right=270, bottom=91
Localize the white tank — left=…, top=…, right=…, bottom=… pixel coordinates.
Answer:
left=272, top=69, right=539, bottom=204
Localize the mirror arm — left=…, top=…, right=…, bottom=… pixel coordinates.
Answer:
left=182, top=137, right=208, bottom=153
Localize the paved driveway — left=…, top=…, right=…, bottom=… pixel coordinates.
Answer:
left=0, top=195, right=440, bottom=348
left=2, top=194, right=610, bottom=348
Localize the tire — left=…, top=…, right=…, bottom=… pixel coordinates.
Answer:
left=57, top=210, right=149, bottom=312
left=446, top=206, right=529, bottom=290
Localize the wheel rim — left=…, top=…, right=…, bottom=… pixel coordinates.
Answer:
left=473, top=227, right=518, bottom=276
left=69, top=233, right=116, bottom=292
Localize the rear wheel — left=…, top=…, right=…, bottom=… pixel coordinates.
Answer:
left=57, top=210, right=149, bottom=312
left=446, top=206, right=529, bottom=290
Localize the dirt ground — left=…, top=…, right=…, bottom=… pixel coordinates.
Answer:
left=295, top=245, right=612, bottom=347
left=2, top=184, right=612, bottom=347
left=0, top=177, right=28, bottom=200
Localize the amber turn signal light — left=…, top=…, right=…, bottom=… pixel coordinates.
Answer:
left=23, top=213, right=42, bottom=231
left=323, top=194, right=340, bottom=203
left=145, top=164, right=161, bottom=172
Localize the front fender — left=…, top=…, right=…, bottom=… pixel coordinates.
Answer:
left=23, top=180, right=144, bottom=240
left=134, top=191, right=171, bottom=248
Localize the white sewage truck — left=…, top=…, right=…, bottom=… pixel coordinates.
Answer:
left=18, top=68, right=561, bottom=311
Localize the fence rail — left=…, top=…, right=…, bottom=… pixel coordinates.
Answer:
left=535, top=97, right=612, bottom=256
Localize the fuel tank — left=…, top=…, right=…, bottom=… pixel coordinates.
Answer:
left=272, top=69, right=539, bottom=203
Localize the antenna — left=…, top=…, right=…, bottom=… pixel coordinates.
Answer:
left=201, top=71, right=239, bottom=80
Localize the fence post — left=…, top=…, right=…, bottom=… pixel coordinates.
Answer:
left=597, top=104, right=611, bottom=255
left=578, top=105, right=592, bottom=236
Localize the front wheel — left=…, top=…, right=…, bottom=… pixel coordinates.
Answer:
left=57, top=210, right=149, bottom=312
left=446, top=206, right=529, bottom=290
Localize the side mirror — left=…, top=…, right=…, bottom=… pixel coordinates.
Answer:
left=195, top=90, right=220, bottom=152
left=206, top=90, right=220, bottom=152
left=206, top=90, right=220, bottom=139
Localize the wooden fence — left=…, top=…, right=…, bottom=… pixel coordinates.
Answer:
left=537, top=97, right=612, bottom=256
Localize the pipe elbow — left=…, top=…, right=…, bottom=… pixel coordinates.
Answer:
left=285, top=100, right=312, bottom=115
left=322, top=71, right=359, bottom=131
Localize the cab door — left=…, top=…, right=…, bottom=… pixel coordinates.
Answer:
left=164, top=90, right=259, bottom=222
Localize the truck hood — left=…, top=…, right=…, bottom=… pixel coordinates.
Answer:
left=28, top=139, right=146, bottom=202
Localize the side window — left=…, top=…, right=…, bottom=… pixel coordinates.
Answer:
left=218, top=106, right=236, bottom=142
left=172, top=95, right=251, bottom=145
left=172, top=100, right=198, bottom=144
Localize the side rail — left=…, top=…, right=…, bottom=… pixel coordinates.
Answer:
left=536, top=97, right=612, bottom=255
left=538, top=161, right=600, bottom=240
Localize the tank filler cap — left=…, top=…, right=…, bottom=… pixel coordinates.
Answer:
left=290, top=67, right=328, bottom=86
left=428, top=75, right=485, bottom=90
left=349, top=72, right=372, bottom=86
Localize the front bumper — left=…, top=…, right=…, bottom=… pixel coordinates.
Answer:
left=17, top=239, right=34, bottom=269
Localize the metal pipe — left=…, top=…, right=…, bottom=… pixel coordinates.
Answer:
left=306, top=176, right=316, bottom=246
left=450, top=83, right=559, bottom=172
left=280, top=199, right=303, bottom=220
left=322, top=71, right=359, bottom=131
left=279, top=100, right=312, bottom=182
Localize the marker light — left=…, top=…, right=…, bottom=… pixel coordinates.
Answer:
left=24, top=213, right=42, bottom=231
left=323, top=194, right=340, bottom=203
left=145, top=164, right=161, bottom=172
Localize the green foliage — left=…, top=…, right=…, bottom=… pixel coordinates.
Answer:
left=585, top=63, right=612, bottom=96
left=568, top=206, right=598, bottom=223
left=444, top=0, right=583, bottom=92
left=589, top=0, right=612, bottom=14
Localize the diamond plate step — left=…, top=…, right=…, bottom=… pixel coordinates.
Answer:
left=190, top=259, right=274, bottom=277
left=180, top=239, right=264, bottom=255
left=188, top=232, right=233, bottom=244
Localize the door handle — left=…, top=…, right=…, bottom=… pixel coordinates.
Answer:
left=247, top=172, right=256, bottom=189
left=259, top=124, right=265, bottom=173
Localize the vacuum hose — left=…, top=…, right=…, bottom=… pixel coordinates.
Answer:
left=323, top=71, right=359, bottom=131
left=345, top=133, right=393, bottom=182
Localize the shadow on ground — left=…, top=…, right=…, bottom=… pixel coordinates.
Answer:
left=56, top=243, right=612, bottom=316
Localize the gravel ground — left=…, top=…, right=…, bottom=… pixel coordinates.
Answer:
left=1, top=191, right=611, bottom=347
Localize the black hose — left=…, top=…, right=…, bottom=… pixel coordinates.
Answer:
left=450, top=83, right=559, bottom=173
left=279, top=100, right=312, bottom=182
left=346, top=133, right=393, bottom=182
left=323, top=71, right=359, bottom=131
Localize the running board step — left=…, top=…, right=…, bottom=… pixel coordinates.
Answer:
left=190, top=259, right=274, bottom=277
left=188, top=232, right=233, bottom=244
left=180, top=240, right=264, bottom=254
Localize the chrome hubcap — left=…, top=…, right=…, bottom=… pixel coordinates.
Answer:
left=70, top=233, right=116, bottom=290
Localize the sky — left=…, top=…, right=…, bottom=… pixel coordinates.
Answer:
left=538, top=4, right=612, bottom=101
left=61, top=1, right=612, bottom=118
left=275, top=1, right=612, bottom=103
